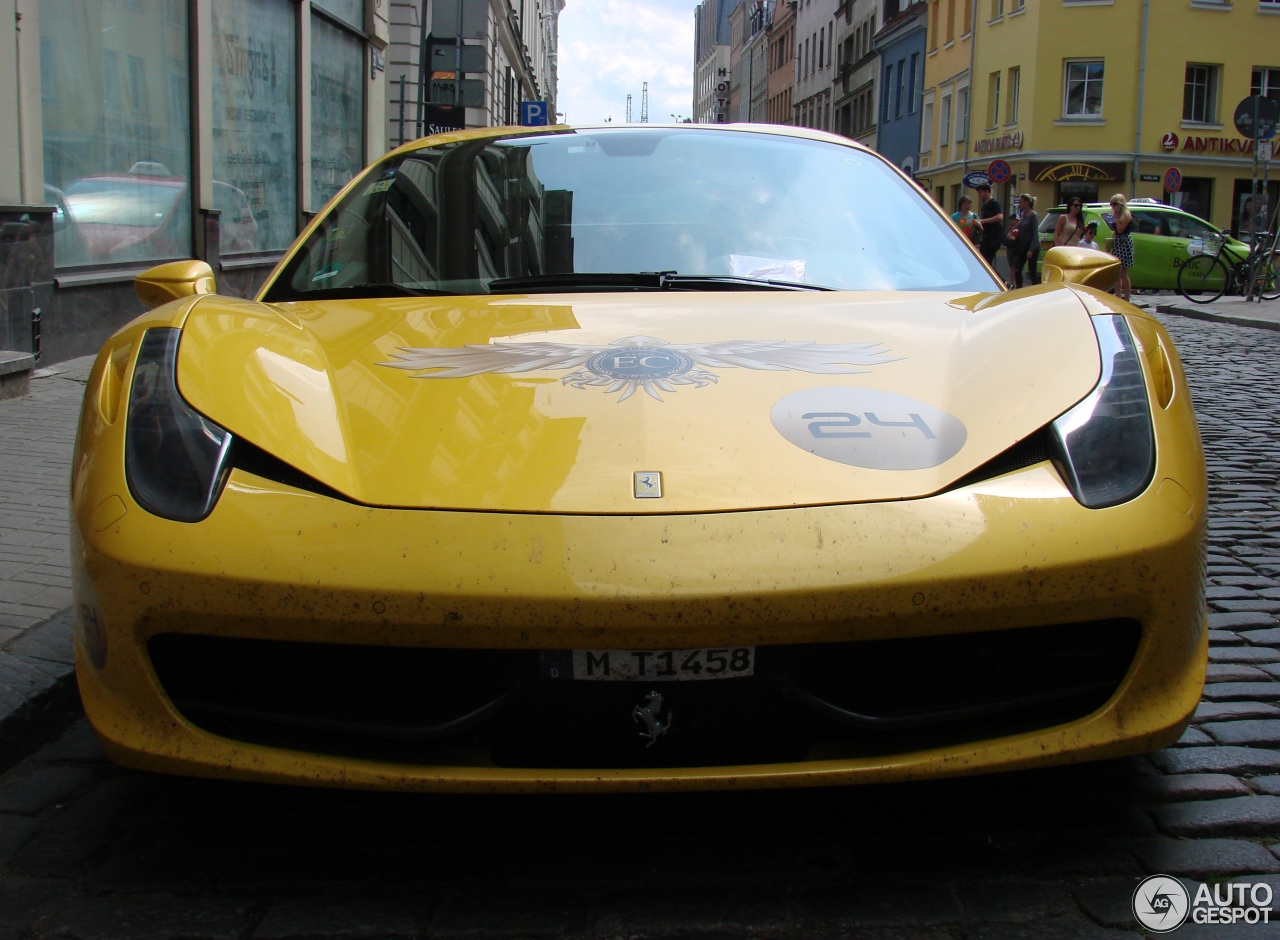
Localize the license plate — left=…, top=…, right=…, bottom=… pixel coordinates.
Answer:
left=539, top=647, right=755, bottom=682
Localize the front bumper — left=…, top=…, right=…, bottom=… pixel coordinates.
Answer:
left=73, top=453, right=1207, bottom=792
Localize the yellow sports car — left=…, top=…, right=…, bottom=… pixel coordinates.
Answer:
left=71, top=124, right=1206, bottom=792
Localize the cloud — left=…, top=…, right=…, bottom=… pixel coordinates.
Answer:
left=557, top=0, right=695, bottom=125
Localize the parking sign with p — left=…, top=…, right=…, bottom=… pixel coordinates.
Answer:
left=521, top=101, right=549, bottom=126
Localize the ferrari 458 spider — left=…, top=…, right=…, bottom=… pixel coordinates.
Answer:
left=72, top=124, right=1206, bottom=791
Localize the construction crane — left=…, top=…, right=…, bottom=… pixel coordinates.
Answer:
left=626, top=94, right=632, bottom=123
left=641, top=82, right=649, bottom=123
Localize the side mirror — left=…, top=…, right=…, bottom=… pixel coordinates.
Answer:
left=1039, top=246, right=1121, bottom=292
left=134, top=260, right=216, bottom=310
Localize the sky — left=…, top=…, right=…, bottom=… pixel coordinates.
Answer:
left=556, top=1, right=697, bottom=126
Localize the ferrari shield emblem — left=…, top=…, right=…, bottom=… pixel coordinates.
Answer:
left=633, top=471, right=663, bottom=498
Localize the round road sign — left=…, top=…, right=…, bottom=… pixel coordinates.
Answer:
left=987, top=159, right=1012, bottom=184
left=1234, top=95, right=1280, bottom=140
left=1164, top=167, right=1182, bottom=194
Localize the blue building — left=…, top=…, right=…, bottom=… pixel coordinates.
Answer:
left=874, top=1, right=928, bottom=178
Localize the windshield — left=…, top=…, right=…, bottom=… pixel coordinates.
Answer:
left=263, top=127, right=997, bottom=301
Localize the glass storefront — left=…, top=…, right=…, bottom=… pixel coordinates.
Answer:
left=39, top=1, right=367, bottom=269
left=211, top=0, right=298, bottom=253
left=311, top=14, right=366, bottom=211
left=40, top=0, right=193, bottom=267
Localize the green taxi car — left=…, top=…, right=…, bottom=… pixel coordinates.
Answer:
left=1035, top=200, right=1249, bottom=290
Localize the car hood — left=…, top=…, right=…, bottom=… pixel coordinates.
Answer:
left=173, top=288, right=1103, bottom=513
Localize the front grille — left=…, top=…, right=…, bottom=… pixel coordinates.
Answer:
left=148, top=619, right=1140, bottom=769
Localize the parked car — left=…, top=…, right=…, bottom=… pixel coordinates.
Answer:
left=1036, top=200, right=1249, bottom=290
left=61, top=165, right=258, bottom=263
left=71, top=124, right=1207, bottom=792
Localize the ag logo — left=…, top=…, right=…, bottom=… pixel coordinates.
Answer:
left=771, top=388, right=966, bottom=470
left=1132, top=875, right=1190, bottom=933
left=1161, top=132, right=1179, bottom=152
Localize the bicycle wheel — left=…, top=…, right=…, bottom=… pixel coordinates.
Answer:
left=1177, top=254, right=1230, bottom=303
left=1257, top=251, right=1280, bottom=302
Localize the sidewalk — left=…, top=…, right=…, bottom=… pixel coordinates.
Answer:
left=2, top=293, right=1280, bottom=769
left=0, top=356, right=94, bottom=765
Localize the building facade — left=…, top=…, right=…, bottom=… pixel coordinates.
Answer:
left=766, top=0, right=797, bottom=124
left=925, top=0, right=1280, bottom=237
left=695, top=0, right=733, bottom=124
left=873, top=0, right=927, bottom=174
left=917, top=0, right=973, bottom=214
left=795, top=0, right=836, bottom=131
left=385, top=0, right=562, bottom=147
left=832, top=0, right=879, bottom=147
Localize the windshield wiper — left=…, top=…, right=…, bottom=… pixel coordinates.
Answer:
left=486, top=272, right=834, bottom=294
left=660, top=274, right=834, bottom=292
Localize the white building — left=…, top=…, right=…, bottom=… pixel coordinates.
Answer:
left=385, top=0, right=563, bottom=147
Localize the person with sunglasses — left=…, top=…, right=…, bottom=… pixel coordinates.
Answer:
left=1109, top=193, right=1135, bottom=301
left=1054, top=198, right=1086, bottom=247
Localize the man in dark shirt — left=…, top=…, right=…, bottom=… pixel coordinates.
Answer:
left=975, top=183, right=1004, bottom=267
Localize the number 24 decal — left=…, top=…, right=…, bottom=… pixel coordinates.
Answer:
left=803, top=411, right=937, bottom=440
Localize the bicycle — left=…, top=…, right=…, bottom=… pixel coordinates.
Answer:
left=1177, top=231, right=1280, bottom=304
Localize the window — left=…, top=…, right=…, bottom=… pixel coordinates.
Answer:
left=922, top=100, right=933, bottom=153
left=956, top=86, right=969, bottom=141
left=946, top=0, right=956, bottom=41
left=988, top=72, right=1001, bottom=128
left=896, top=58, right=906, bottom=118
left=1064, top=60, right=1104, bottom=117
left=909, top=54, right=919, bottom=114
left=940, top=92, right=952, bottom=143
left=312, top=0, right=364, bottom=31
left=212, top=0, right=298, bottom=252
left=311, top=13, right=365, bottom=211
left=40, top=0, right=193, bottom=267
left=1253, top=67, right=1280, bottom=111
left=991, top=0, right=1004, bottom=17
left=883, top=63, right=893, bottom=121
left=1183, top=64, right=1219, bottom=124
left=128, top=56, right=148, bottom=116
left=929, top=3, right=939, bottom=49
left=1007, top=67, right=1020, bottom=124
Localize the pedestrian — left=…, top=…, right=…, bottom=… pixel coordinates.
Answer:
left=1053, top=198, right=1086, bottom=246
left=975, top=183, right=1004, bottom=268
left=1109, top=193, right=1134, bottom=301
left=951, top=194, right=981, bottom=245
left=1006, top=193, right=1040, bottom=289
left=1079, top=221, right=1100, bottom=250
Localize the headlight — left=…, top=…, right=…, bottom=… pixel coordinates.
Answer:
left=1051, top=315, right=1155, bottom=509
left=125, top=328, right=233, bottom=522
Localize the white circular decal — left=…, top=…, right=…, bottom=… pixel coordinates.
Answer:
left=771, top=388, right=967, bottom=470
left=1131, top=875, right=1190, bottom=933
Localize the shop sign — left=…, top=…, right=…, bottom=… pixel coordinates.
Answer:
left=962, top=171, right=990, bottom=189
left=974, top=131, right=1024, bottom=154
left=1167, top=133, right=1257, bottom=155
left=1030, top=161, right=1125, bottom=183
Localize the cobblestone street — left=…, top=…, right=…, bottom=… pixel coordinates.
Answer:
left=1, top=310, right=1280, bottom=938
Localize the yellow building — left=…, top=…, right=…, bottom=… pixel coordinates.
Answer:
left=920, top=0, right=1280, bottom=236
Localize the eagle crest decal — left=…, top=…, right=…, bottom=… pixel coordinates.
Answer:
left=379, top=335, right=898, bottom=402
